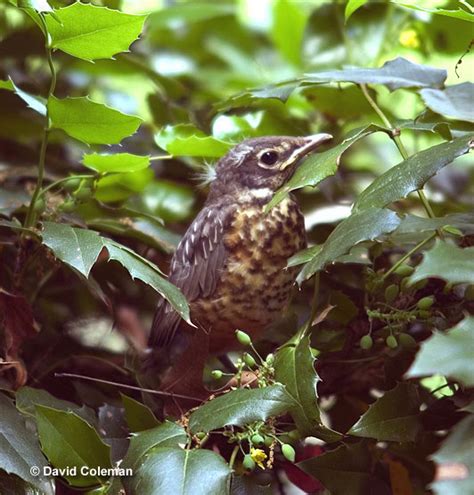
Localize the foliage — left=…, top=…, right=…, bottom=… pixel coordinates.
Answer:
left=0, top=0, right=473, bottom=494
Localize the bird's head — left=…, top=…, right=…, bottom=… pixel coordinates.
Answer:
left=208, top=134, right=333, bottom=199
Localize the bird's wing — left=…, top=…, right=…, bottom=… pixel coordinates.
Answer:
left=149, top=204, right=235, bottom=348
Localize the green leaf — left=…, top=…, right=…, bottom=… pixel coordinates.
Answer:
left=394, top=3, right=474, bottom=22
left=299, top=208, right=401, bottom=281
left=122, top=421, right=186, bottom=471
left=271, top=0, right=309, bottom=66
left=45, top=3, right=147, bottom=61
left=267, top=124, right=388, bottom=210
left=394, top=212, right=474, bottom=236
left=298, top=442, right=374, bottom=495
left=35, top=405, right=111, bottom=488
left=41, top=223, right=191, bottom=325
left=408, top=240, right=474, bottom=286
left=275, top=336, right=341, bottom=441
left=348, top=383, right=421, bottom=442
left=0, top=77, right=46, bottom=116
left=16, top=387, right=96, bottom=425
left=126, top=447, right=231, bottom=495
left=0, top=393, right=54, bottom=495
left=188, top=384, right=295, bottom=433
left=421, top=83, right=474, bottom=123
left=42, top=222, right=104, bottom=278
left=95, top=169, right=154, bottom=202
left=345, top=0, right=369, bottom=22
left=354, top=135, right=474, bottom=210
left=49, top=96, right=142, bottom=145
left=155, top=124, right=231, bottom=158
left=82, top=153, right=150, bottom=173
left=121, top=394, right=159, bottom=433
left=407, top=317, right=474, bottom=387
left=431, top=415, right=474, bottom=495
left=304, top=57, right=447, bottom=91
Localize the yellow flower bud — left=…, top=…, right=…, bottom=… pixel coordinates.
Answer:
left=250, top=447, right=267, bottom=469
left=399, top=29, right=420, bottom=49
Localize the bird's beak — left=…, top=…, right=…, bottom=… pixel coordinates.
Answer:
left=279, top=133, right=333, bottom=170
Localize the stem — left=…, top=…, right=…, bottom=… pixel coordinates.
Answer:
left=360, top=83, right=443, bottom=238
left=382, top=231, right=436, bottom=281
left=24, top=14, right=56, bottom=228
left=39, top=174, right=96, bottom=197
left=228, top=445, right=240, bottom=470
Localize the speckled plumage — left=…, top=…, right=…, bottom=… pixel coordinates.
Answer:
left=148, top=134, right=332, bottom=393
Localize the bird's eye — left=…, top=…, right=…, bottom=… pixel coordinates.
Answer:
left=259, top=150, right=279, bottom=166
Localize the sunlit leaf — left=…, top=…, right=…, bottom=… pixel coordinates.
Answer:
left=155, top=124, right=231, bottom=157
left=354, top=135, right=474, bottom=210
left=349, top=383, right=421, bottom=442
left=45, top=3, right=147, bottom=61
left=407, top=317, right=474, bottom=387
left=0, top=394, right=54, bottom=495
left=420, top=83, right=474, bottom=123
left=17, top=0, right=52, bottom=12
left=298, top=208, right=401, bottom=281
left=36, top=405, right=111, bottom=488
left=49, top=96, right=142, bottom=145
left=188, top=384, right=295, bottom=433
left=394, top=2, right=474, bottom=23
left=82, top=153, right=150, bottom=173
left=408, top=241, right=474, bottom=286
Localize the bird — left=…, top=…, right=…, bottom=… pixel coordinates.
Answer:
left=147, top=134, right=332, bottom=406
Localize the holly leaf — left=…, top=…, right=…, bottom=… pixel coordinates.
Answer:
left=408, top=241, right=474, bottom=286
left=407, top=317, right=474, bottom=387
left=125, top=447, right=231, bottom=495
left=345, top=0, right=369, bottom=21
left=0, top=77, right=46, bottom=116
left=45, top=3, right=147, bottom=61
left=275, top=336, right=341, bottom=441
left=155, top=124, right=231, bottom=158
left=121, top=394, right=159, bottom=433
left=82, top=153, right=150, bottom=173
left=354, top=134, right=474, bottom=210
left=304, top=57, right=446, bottom=91
left=298, top=208, right=401, bottom=281
left=35, top=405, right=111, bottom=488
left=0, top=394, right=54, bottom=495
left=49, top=96, right=142, bottom=145
left=348, top=383, right=421, bottom=442
left=421, top=83, right=474, bottom=123
left=188, top=384, right=295, bottom=433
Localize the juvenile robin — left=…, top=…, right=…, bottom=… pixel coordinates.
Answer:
left=148, top=134, right=332, bottom=404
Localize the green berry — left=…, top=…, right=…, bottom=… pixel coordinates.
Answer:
left=242, top=454, right=256, bottom=472
left=243, top=352, right=256, bottom=368
left=442, top=225, right=463, bottom=236
left=62, top=177, right=82, bottom=192
left=359, top=335, right=373, bottom=349
left=195, top=431, right=206, bottom=440
left=288, top=429, right=301, bottom=441
left=384, top=284, right=399, bottom=303
left=386, top=335, right=398, bottom=349
left=32, top=197, right=45, bottom=213
left=394, top=264, right=414, bottom=277
left=265, top=353, right=274, bottom=365
left=281, top=443, right=296, bottom=463
left=264, top=435, right=274, bottom=447
left=236, top=330, right=251, bottom=346
left=417, top=296, right=434, bottom=310
left=251, top=434, right=264, bottom=446
left=398, top=333, right=417, bottom=349
left=211, top=370, right=223, bottom=380
left=59, top=200, right=75, bottom=213
left=73, top=186, right=93, bottom=201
